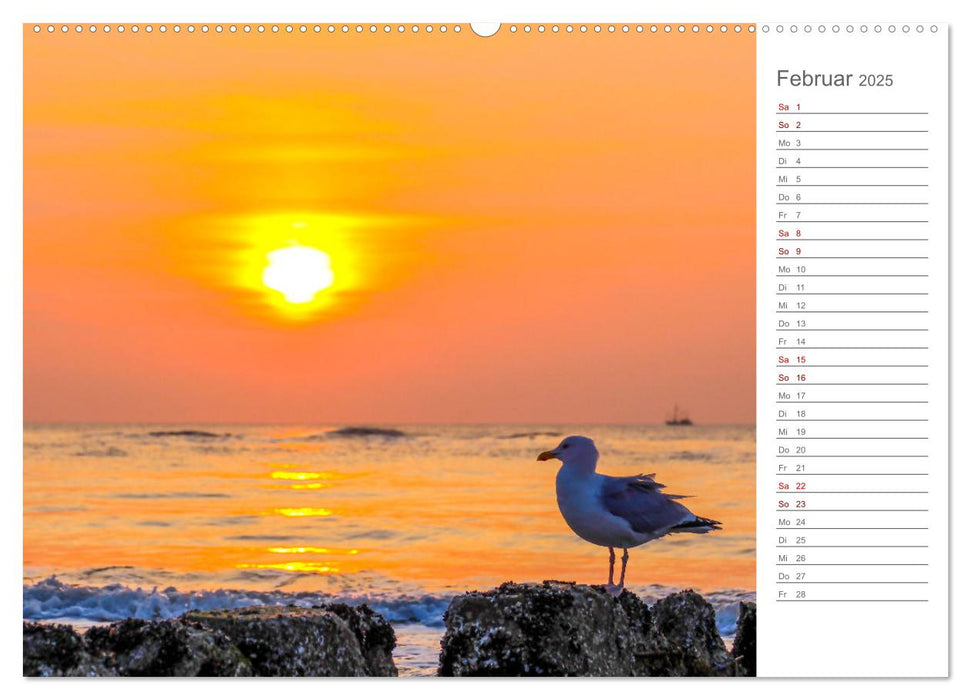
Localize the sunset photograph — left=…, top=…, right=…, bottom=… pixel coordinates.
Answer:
left=23, top=24, right=755, bottom=677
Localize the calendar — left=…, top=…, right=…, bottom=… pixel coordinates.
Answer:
left=19, top=14, right=951, bottom=683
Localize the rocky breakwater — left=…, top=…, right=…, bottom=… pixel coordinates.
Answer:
left=439, top=581, right=756, bottom=677
left=23, top=603, right=397, bottom=677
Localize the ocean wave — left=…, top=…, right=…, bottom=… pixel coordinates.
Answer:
left=328, top=426, right=409, bottom=439
left=497, top=431, right=562, bottom=440
left=668, top=450, right=715, bottom=461
left=22, top=577, right=751, bottom=636
left=72, top=446, right=128, bottom=457
left=22, top=576, right=451, bottom=628
left=144, top=430, right=234, bottom=439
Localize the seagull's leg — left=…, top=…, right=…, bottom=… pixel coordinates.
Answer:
left=618, top=548, right=630, bottom=590
left=608, top=547, right=616, bottom=587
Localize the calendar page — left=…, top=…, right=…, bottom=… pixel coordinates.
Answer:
left=19, top=15, right=950, bottom=682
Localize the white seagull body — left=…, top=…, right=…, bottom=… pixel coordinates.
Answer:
left=538, top=435, right=721, bottom=593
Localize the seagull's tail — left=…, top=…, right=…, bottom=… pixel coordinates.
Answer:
left=670, top=515, right=722, bottom=534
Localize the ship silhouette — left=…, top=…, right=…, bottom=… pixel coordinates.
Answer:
left=665, top=404, right=694, bottom=426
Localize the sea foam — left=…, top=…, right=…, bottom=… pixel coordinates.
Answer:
left=23, top=576, right=750, bottom=635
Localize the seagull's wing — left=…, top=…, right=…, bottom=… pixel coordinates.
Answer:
left=601, top=474, right=722, bottom=536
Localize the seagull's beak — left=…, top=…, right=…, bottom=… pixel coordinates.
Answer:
left=537, top=450, right=557, bottom=461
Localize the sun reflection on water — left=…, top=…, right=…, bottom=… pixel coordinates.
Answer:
left=268, top=507, right=333, bottom=518
left=266, top=546, right=359, bottom=555
left=236, top=562, right=337, bottom=574
left=270, top=470, right=332, bottom=481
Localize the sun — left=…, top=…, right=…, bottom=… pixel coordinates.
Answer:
left=261, top=245, right=335, bottom=304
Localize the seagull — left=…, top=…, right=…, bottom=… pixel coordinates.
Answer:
left=537, top=435, right=721, bottom=594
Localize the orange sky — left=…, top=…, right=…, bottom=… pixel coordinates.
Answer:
left=24, top=27, right=754, bottom=424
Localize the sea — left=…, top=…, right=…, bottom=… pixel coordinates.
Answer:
left=23, top=423, right=756, bottom=676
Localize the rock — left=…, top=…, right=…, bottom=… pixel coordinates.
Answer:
left=313, top=602, right=398, bottom=676
left=84, top=618, right=252, bottom=676
left=641, top=590, right=735, bottom=676
left=24, top=603, right=398, bottom=677
left=438, top=581, right=735, bottom=677
left=23, top=622, right=112, bottom=677
left=439, top=580, right=652, bottom=676
left=183, top=605, right=395, bottom=677
left=731, top=601, right=756, bottom=677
